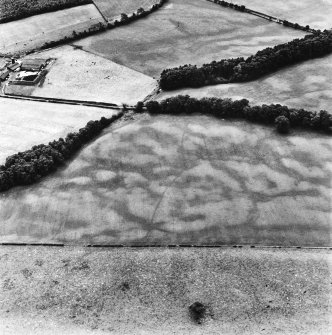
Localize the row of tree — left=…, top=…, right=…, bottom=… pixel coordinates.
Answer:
left=0, top=112, right=123, bottom=192
left=159, top=30, right=332, bottom=90
left=109, top=0, right=169, bottom=28
left=145, top=95, right=332, bottom=134
left=211, top=0, right=315, bottom=33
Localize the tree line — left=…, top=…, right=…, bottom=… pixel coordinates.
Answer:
left=209, top=0, right=316, bottom=33
left=145, top=95, right=332, bottom=134
left=110, top=0, right=169, bottom=28
left=159, top=30, right=332, bottom=90
left=0, top=112, right=123, bottom=192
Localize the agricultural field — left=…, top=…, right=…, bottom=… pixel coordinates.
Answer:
left=236, top=0, right=332, bottom=30
left=0, top=247, right=330, bottom=335
left=0, top=114, right=330, bottom=246
left=0, top=0, right=91, bottom=23
left=73, top=0, right=304, bottom=78
left=0, top=97, right=119, bottom=165
left=93, top=0, right=160, bottom=21
left=22, top=45, right=156, bottom=105
left=0, top=4, right=106, bottom=55
left=158, top=54, right=332, bottom=111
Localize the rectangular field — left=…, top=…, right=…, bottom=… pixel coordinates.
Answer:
left=0, top=0, right=91, bottom=23
left=0, top=4, right=106, bottom=55
left=22, top=45, right=156, bottom=105
left=74, top=0, right=304, bottom=77
left=0, top=97, right=118, bottom=165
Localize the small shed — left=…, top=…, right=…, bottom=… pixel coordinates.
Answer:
left=21, top=58, right=47, bottom=71
left=7, top=63, right=20, bottom=71
left=0, top=70, right=10, bottom=81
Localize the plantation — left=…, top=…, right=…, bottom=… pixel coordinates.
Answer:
left=0, top=0, right=92, bottom=23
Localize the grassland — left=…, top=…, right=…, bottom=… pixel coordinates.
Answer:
left=0, top=246, right=331, bottom=335
left=73, top=0, right=304, bottom=78
left=0, top=97, right=119, bottom=165
left=158, top=54, right=332, bottom=111
left=93, top=0, right=160, bottom=21
left=0, top=4, right=106, bottom=55
left=0, top=114, right=330, bottom=246
left=22, top=45, right=156, bottom=104
left=0, top=0, right=92, bottom=23
left=237, top=0, right=332, bottom=30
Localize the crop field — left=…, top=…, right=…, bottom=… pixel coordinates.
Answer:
left=158, top=54, right=332, bottom=112
left=93, top=0, right=160, bottom=21
left=73, top=0, right=304, bottom=78
left=25, top=45, right=156, bottom=104
left=0, top=114, right=330, bottom=246
left=0, top=97, right=119, bottom=165
left=0, top=4, right=106, bottom=55
left=236, top=0, right=332, bottom=30
left=0, top=0, right=91, bottom=23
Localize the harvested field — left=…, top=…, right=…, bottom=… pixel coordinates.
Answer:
left=25, top=45, right=156, bottom=105
left=93, top=0, right=160, bottom=21
left=74, top=0, right=304, bottom=77
left=0, top=97, right=119, bottom=164
left=0, top=114, right=330, bottom=246
left=0, top=0, right=91, bottom=23
left=0, top=246, right=331, bottom=335
left=158, top=54, right=332, bottom=111
left=0, top=4, right=106, bottom=55
left=237, top=0, right=332, bottom=30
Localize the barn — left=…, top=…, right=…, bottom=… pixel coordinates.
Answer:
left=21, top=58, right=47, bottom=71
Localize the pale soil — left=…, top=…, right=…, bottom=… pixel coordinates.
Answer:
left=93, top=0, right=160, bottom=21
left=0, top=114, right=330, bottom=246
left=0, top=4, right=106, bottom=55
left=236, top=0, right=332, bottom=30
left=158, top=54, right=332, bottom=112
left=0, top=97, right=119, bottom=164
left=0, top=246, right=331, bottom=335
left=73, top=0, right=304, bottom=77
left=25, top=45, right=156, bottom=104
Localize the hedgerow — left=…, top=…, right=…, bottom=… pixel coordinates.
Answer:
left=0, top=112, right=123, bottom=192
left=145, top=95, right=332, bottom=134
left=160, top=30, right=332, bottom=90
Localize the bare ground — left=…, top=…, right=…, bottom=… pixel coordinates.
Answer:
left=0, top=246, right=331, bottom=335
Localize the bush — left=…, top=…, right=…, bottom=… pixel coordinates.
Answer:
left=275, top=116, right=290, bottom=134
left=189, top=302, right=206, bottom=324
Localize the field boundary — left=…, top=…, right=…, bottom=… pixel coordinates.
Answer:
left=206, top=0, right=317, bottom=33
left=0, top=242, right=331, bottom=250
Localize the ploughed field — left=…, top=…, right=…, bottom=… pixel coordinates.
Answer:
left=0, top=4, right=106, bottom=55
left=1, top=114, right=330, bottom=246
left=73, top=0, right=304, bottom=77
left=158, top=54, right=332, bottom=112
left=0, top=0, right=91, bottom=23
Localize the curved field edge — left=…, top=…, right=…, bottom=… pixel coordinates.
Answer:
left=0, top=112, right=124, bottom=192
left=0, top=0, right=92, bottom=24
left=159, top=30, right=332, bottom=90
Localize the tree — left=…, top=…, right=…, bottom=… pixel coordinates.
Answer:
left=275, top=116, right=290, bottom=134
left=120, top=13, right=128, bottom=22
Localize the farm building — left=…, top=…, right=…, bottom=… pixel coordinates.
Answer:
left=7, top=63, right=20, bottom=71
left=0, top=70, right=10, bottom=81
left=21, top=58, right=47, bottom=71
